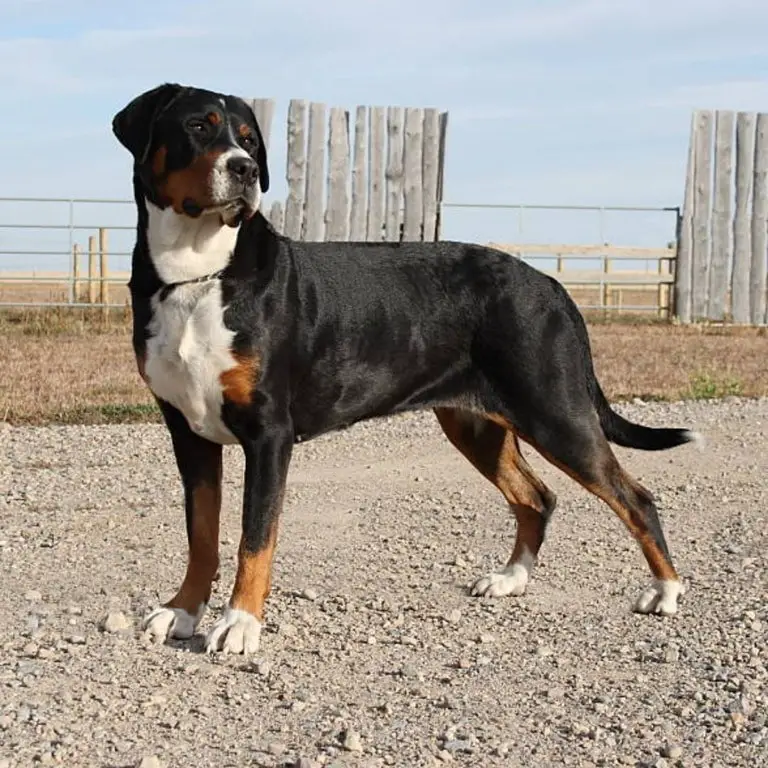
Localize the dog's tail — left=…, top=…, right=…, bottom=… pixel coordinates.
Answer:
left=591, top=381, right=701, bottom=451
left=564, top=301, right=701, bottom=452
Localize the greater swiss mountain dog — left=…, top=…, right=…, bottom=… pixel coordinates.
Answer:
left=112, top=83, right=699, bottom=655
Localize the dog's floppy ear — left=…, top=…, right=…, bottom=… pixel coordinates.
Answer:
left=240, top=99, right=270, bottom=194
left=112, top=83, right=183, bottom=164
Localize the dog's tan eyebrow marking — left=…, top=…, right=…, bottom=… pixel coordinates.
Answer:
left=238, top=124, right=252, bottom=138
left=207, top=111, right=222, bottom=126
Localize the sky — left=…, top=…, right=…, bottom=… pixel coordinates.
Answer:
left=1, top=0, right=768, bottom=272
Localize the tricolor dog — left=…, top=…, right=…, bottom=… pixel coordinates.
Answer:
left=113, top=83, right=698, bottom=655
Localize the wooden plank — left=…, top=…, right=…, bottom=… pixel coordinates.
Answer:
left=732, top=112, right=756, bottom=323
left=250, top=98, right=276, bottom=150
left=751, top=112, right=768, bottom=324
left=384, top=106, right=405, bottom=241
left=88, top=234, right=97, bottom=304
left=349, top=106, right=367, bottom=242
left=402, top=107, right=424, bottom=241
left=544, top=272, right=675, bottom=285
left=421, top=108, right=441, bottom=242
left=692, top=110, right=714, bottom=320
left=675, top=113, right=696, bottom=322
left=71, top=244, right=80, bottom=303
left=434, top=112, right=449, bottom=239
left=303, top=102, right=327, bottom=241
left=325, top=107, right=351, bottom=241
left=708, top=110, right=735, bottom=320
left=366, top=106, right=386, bottom=241
left=284, top=99, right=307, bottom=240
left=268, top=200, right=284, bottom=233
left=488, top=243, right=675, bottom=258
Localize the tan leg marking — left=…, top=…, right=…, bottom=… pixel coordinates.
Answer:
left=167, top=483, right=221, bottom=613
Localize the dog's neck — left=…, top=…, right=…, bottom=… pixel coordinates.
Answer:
left=145, top=200, right=239, bottom=285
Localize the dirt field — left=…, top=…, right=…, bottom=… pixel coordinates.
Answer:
left=1, top=309, right=766, bottom=425
left=1, top=398, right=767, bottom=767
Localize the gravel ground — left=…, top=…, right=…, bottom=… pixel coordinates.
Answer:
left=1, top=398, right=766, bottom=768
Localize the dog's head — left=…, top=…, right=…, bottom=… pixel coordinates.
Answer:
left=112, top=83, right=269, bottom=225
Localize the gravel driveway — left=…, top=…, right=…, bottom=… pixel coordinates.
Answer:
left=1, top=398, right=766, bottom=768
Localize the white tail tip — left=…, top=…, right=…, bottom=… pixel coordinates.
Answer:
left=684, top=430, right=705, bottom=451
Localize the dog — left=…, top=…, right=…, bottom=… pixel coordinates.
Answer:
left=112, top=83, right=698, bottom=655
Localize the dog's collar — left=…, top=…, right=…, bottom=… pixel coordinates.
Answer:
left=158, top=269, right=224, bottom=301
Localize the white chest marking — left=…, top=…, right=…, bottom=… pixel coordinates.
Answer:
left=145, top=200, right=239, bottom=284
left=145, top=281, right=239, bottom=445
left=143, top=199, right=244, bottom=444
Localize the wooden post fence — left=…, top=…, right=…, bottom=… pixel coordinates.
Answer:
left=255, top=98, right=449, bottom=243
left=677, top=108, right=768, bottom=324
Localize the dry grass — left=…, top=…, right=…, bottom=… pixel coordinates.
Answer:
left=1, top=307, right=766, bottom=426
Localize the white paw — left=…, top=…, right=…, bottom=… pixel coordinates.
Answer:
left=633, top=579, right=682, bottom=616
left=471, top=562, right=530, bottom=597
left=142, top=604, right=204, bottom=641
left=205, top=606, right=262, bottom=655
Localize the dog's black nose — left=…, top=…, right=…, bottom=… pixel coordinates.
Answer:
left=227, top=155, right=258, bottom=183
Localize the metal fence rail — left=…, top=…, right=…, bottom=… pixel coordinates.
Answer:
left=0, top=197, right=679, bottom=315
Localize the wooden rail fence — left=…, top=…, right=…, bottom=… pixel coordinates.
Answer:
left=676, top=109, right=768, bottom=324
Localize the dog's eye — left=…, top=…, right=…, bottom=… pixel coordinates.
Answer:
left=187, top=119, right=208, bottom=133
left=240, top=134, right=254, bottom=147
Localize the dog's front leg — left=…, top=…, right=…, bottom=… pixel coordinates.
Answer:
left=205, top=422, right=293, bottom=655
left=143, top=401, right=222, bottom=643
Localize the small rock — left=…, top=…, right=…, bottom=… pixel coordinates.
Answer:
left=436, top=750, right=454, bottom=763
left=138, top=758, right=165, bottom=768
left=547, top=686, right=566, bottom=700
left=24, top=590, right=42, bottom=602
left=301, top=588, right=318, bottom=601
left=446, top=609, right=462, bottom=624
left=662, top=744, right=683, bottom=759
left=342, top=728, right=363, bottom=752
left=478, top=632, right=495, bottom=644
left=443, top=739, right=473, bottom=754
left=22, top=642, right=39, bottom=657
left=268, top=742, right=286, bottom=756
left=101, top=611, right=132, bottom=634
left=66, top=635, right=86, bottom=645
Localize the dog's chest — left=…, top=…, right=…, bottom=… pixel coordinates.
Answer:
left=145, top=282, right=239, bottom=445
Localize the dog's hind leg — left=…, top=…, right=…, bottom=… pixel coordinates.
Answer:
left=434, top=408, right=557, bottom=598
left=514, top=407, right=683, bottom=616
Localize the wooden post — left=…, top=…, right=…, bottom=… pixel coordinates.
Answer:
left=250, top=98, right=276, bottom=151
left=434, top=112, right=449, bottom=240
left=676, top=114, right=697, bottom=323
left=284, top=99, right=308, bottom=240
left=751, top=113, right=768, bottom=325
left=349, top=106, right=368, bottom=242
left=402, top=107, right=425, bottom=241
left=303, top=102, right=326, bottom=241
left=99, top=227, right=109, bottom=312
left=72, top=244, right=81, bottom=303
left=88, top=235, right=97, bottom=304
left=384, top=106, right=405, bottom=241
left=268, top=201, right=284, bottom=233
left=708, top=110, right=735, bottom=320
left=421, top=108, right=441, bottom=242
left=732, top=112, right=756, bottom=323
left=366, top=106, right=386, bottom=241
left=658, top=256, right=671, bottom=317
left=325, top=107, right=351, bottom=241
left=692, top=110, right=714, bottom=320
